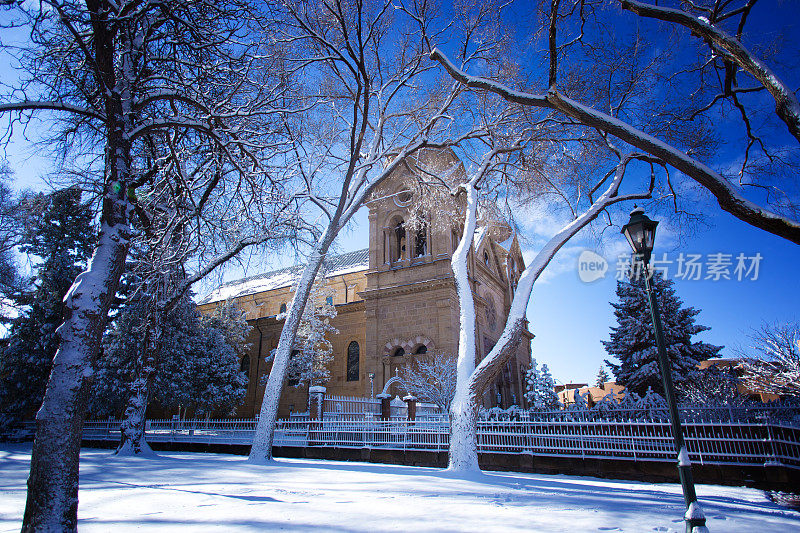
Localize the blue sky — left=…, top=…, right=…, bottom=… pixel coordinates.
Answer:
left=3, top=1, right=799, bottom=385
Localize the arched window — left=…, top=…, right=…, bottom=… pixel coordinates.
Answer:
left=393, top=347, right=405, bottom=357
left=346, top=341, right=360, bottom=382
left=326, top=295, right=333, bottom=306
left=395, top=221, right=406, bottom=261
left=414, top=345, right=427, bottom=355
left=483, top=250, right=490, bottom=266
left=240, top=353, right=250, bottom=377
left=279, top=302, right=287, bottom=314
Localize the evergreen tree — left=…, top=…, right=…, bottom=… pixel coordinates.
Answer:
left=91, top=293, right=249, bottom=418
left=0, top=187, right=94, bottom=425
left=286, top=275, right=338, bottom=387
left=595, top=365, right=610, bottom=388
left=602, top=271, right=722, bottom=396
left=538, top=364, right=560, bottom=408
left=523, top=360, right=540, bottom=406
left=524, top=358, right=561, bottom=409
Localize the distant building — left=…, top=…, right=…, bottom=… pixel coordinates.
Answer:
left=199, top=149, right=533, bottom=418
left=557, top=382, right=626, bottom=407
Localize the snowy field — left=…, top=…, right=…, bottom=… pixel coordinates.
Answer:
left=1, top=444, right=798, bottom=532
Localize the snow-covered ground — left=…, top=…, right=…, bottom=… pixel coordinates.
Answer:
left=1, top=444, right=798, bottom=532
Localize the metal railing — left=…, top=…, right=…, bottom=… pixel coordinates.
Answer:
left=324, top=395, right=380, bottom=415
left=81, top=415, right=800, bottom=469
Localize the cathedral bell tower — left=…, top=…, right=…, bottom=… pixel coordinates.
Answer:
left=361, top=150, right=464, bottom=396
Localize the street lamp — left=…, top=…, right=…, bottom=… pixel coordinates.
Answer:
left=621, top=207, right=707, bottom=533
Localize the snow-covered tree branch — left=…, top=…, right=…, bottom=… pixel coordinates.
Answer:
left=400, top=352, right=457, bottom=411
left=248, top=0, right=478, bottom=463
left=430, top=48, right=800, bottom=245
left=620, top=0, right=800, bottom=145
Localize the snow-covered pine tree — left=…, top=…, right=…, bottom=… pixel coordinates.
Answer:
left=523, top=359, right=541, bottom=406
left=602, top=271, right=722, bottom=396
left=538, top=364, right=561, bottom=409
left=0, top=188, right=93, bottom=426
left=92, top=294, right=249, bottom=420
left=202, top=299, right=252, bottom=362
left=286, top=275, right=338, bottom=388
left=161, top=299, right=249, bottom=417
left=595, top=365, right=610, bottom=388
left=523, top=358, right=560, bottom=409
left=0, top=168, right=20, bottom=303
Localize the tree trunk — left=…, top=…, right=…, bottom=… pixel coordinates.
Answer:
left=116, top=312, right=161, bottom=456
left=446, top=183, right=481, bottom=473
left=447, top=394, right=480, bottom=472
left=23, top=34, right=134, bottom=524
left=249, top=233, right=335, bottom=463
left=116, top=375, right=154, bottom=456
left=22, top=215, right=131, bottom=532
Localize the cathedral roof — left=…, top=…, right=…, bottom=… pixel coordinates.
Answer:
left=199, top=248, right=369, bottom=304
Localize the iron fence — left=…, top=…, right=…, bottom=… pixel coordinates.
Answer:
left=80, top=415, right=800, bottom=469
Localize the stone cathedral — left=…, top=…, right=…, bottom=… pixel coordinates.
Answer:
left=199, top=150, right=533, bottom=419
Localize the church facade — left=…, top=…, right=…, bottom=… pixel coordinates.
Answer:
left=199, top=152, right=533, bottom=419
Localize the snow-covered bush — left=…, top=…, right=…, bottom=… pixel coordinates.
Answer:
left=400, top=352, right=457, bottom=411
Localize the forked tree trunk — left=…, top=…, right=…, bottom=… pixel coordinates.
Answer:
left=445, top=152, right=636, bottom=472
left=447, top=183, right=481, bottom=473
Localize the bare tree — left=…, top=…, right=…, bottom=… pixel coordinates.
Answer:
left=443, top=143, right=656, bottom=472
left=113, top=140, right=304, bottom=456
left=738, top=322, right=800, bottom=397
left=247, top=0, right=481, bottom=464
left=0, top=1, right=301, bottom=529
left=400, top=352, right=457, bottom=411
left=431, top=0, right=800, bottom=244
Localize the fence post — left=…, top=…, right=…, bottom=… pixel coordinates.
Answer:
left=376, top=393, right=391, bottom=420
left=403, top=395, right=417, bottom=422
left=309, top=386, right=327, bottom=420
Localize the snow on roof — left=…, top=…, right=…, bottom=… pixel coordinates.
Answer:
left=199, top=248, right=369, bottom=305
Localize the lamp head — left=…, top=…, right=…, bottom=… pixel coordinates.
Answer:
left=621, top=206, right=658, bottom=263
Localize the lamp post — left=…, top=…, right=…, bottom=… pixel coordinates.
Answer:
left=621, top=207, right=707, bottom=533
